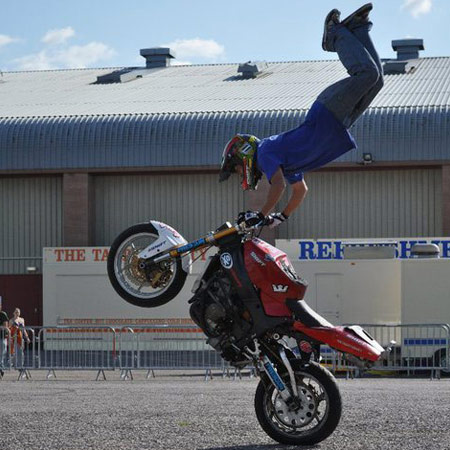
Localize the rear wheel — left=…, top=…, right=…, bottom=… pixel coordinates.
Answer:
left=254, top=360, right=342, bottom=446
left=107, top=223, right=187, bottom=307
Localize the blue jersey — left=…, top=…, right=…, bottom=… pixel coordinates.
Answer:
left=257, top=100, right=357, bottom=184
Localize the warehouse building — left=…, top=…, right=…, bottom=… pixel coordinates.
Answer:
left=0, top=38, right=449, bottom=322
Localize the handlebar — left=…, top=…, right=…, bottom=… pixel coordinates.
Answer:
left=166, top=218, right=270, bottom=260
left=150, top=219, right=266, bottom=264
left=167, top=224, right=241, bottom=258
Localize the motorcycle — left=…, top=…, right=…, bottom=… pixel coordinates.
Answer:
left=107, top=218, right=387, bottom=446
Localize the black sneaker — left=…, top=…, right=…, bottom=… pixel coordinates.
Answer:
left=342, top=3, right=373, bottom=27
left=0, top=370, right=4, bottom=378
left=322, top=9, right=341, bottom=52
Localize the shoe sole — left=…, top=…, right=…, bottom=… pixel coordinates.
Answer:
left=342, top=2, right=373, bottom=27
left=322, top=9, right=340, bottom=51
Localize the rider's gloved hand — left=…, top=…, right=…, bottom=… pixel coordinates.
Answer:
left=237, top=211, right=266, bottom=229
left=267, top=212, right=289, bottom=229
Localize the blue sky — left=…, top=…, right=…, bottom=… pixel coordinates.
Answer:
left=0, top=0, right=448, bottom=71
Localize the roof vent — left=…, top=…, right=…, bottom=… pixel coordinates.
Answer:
left=237, top=61, right=268, bottom=79
left=383, top=38, right=424, bottom=75
left=95, top=68, right=136, bottom=84
left=392, top=39, right=424, bottom=61
left=140, top=47, right=175, bottom=68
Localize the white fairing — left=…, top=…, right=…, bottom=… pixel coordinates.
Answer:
left=137, top=220, right=192, bottom=274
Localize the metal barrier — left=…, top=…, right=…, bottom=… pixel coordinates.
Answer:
left=5, top=326, right=117, bottom=379
left=37, top=327, right=117, bottom=377
left=1, top=325, right=227, bottom=380
left=117, top=325, right=227, bottom=376
left=1, top=324, right=449, bottom=380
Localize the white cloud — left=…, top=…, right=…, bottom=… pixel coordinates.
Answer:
left=14, top=42, right=116, bottom=70
left=402, top=0, right=432, bottom=18
left=0, top=34, right=18, bottom=48
left=55, top=42, right=116, bottom=68
left=162, top=38, right=224, bottom=61
left=14, top=51, right=53, bottom=70
left=42, top=26, right=75, bottom=45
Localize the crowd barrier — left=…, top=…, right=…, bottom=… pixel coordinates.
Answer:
left=0, top=323, right=449, bottom=380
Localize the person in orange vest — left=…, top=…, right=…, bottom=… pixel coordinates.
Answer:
left=9, top=308, right=30, bottom=368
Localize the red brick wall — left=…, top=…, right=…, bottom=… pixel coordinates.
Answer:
left=0, top=275, right=43, bottom=326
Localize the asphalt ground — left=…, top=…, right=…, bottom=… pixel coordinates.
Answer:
left=0, top=371, right=449, bottom=450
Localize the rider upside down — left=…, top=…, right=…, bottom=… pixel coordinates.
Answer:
left=219, top=3, right=383, bottom=230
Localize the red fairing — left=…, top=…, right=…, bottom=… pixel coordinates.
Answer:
left=244, top=238, right=307, bottom=317
left=293, top=322, right=382, bottom=362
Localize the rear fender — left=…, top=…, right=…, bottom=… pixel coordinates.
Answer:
left=293, top=322, right=383, bottom=362
left=345, top=325, right=384, bottom=354
left=137, top=220, right=191, bottom=274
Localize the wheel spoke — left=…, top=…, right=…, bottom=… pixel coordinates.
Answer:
left=316, top=392, right=326, bottom=403
left=116, top=262, right=133, bottom=274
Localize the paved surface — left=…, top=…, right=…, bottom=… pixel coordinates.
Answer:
left=1, top=371, right=449, bottom=450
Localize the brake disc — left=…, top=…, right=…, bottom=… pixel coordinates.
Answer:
left=126, top=252, right=147, bottom=284
left=272, top=383, right=318, bottom=428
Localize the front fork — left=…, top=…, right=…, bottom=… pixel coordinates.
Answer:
left=244, top=339, right=300, bottom=405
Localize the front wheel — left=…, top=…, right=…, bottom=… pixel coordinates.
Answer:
left=107, top=223, right=187, bottom=308
left=254, top=360, right=342, bottom=446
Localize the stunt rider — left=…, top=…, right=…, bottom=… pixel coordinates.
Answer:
left=219, top=3, right=383, bottom=228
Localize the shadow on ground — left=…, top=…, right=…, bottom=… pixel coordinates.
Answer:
left=201, top=444, right=319, bottom=450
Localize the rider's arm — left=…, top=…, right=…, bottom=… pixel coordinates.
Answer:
left=282, top=180, right=308, bottom=217
left=261, top=168, right=286, bottom=216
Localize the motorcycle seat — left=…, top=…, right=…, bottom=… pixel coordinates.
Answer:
left=286, top=299, right=333, bottom=328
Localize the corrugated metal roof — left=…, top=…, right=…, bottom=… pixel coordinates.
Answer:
left=0, top=57, right=449, bottom=170
left=1, top=57, right=449, bottom=118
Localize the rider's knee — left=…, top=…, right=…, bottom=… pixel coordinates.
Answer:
left=361, top=64, right=380, bottom=88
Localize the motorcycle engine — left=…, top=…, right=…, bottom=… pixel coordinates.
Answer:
left=189, top=271, right=252, bottom=364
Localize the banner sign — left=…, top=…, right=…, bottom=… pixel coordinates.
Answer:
left=44, top=247, right=210, bottom=264
left=289, top=238, right=450, bottom=260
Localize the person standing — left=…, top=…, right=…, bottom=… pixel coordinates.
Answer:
left=9, top=308, right=30, bottom=369
left=0, top=300, right=9, bottom=377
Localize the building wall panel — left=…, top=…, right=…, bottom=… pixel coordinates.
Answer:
left=0, top=176, right=62, bottom=273
left=279, top=169, right=442, bottom=239
left=94, top=173, right=246, bottom=244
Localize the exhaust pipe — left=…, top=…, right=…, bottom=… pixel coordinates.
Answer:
left=345, top=340, right=396, bottom=369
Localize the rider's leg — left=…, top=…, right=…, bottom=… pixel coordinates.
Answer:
left=317, top=23, right=381, bottom=128
left=345, top=21, right=384, bottom=124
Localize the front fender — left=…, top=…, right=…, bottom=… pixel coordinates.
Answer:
left=137, top=220, right=192, bottom=274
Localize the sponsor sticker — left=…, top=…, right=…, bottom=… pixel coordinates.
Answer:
left=272, top=284, right=288, bottom=293
left=220, top=252, right=233, bottom=269
left=250, top=251, right=265, bottom=266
